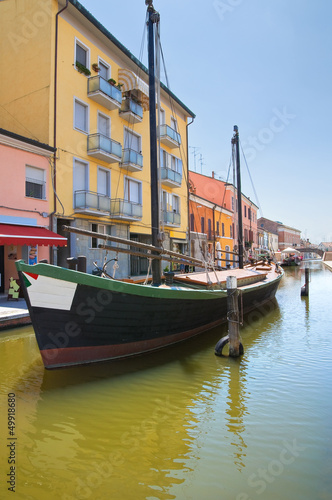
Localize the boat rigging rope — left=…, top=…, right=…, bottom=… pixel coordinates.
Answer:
left=144, top=255, right=153, bottom=285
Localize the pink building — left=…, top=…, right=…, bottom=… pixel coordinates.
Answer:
left=0, top=128, right=66, bottom=294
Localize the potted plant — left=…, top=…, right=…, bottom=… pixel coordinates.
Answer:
left=108, top=78, right=116, bottom=86
left=92, top=63, right=100, bottom=72
left=75, top=61, right=91, bottom=76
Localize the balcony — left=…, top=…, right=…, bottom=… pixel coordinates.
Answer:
left=163, top=210, right=181, bottom=226
left=87, top=76, right=122, bottom=110
left=87, top=134, right=122, bottom=163
left=161, top=167, right=182, bottom=188
left=110, top=199, right=142, bottom=221
left=159, top=124, right=181, bottom=148
left=121, top=149, right=143, bottom=172
left=119, top=98, right=143, bottom=124
left=74, top=190, right=110, bottom=215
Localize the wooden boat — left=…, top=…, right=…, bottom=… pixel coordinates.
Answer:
left=15, top=1, right=283, bottom=369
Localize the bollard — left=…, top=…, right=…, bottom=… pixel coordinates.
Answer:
left=77, top=255, right=87, bottom=273
left=301, top=267, right=310, bottom=297
left=215, top=275, right=244, bottom=357
left=67, top=257, right=78, bottom=270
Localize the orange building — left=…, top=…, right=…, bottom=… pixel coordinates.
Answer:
left=189, top=171, right=259, bottom=264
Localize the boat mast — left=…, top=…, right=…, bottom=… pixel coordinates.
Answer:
left=232, top=125, right=244, bottom=269
left=147, top=0, right=162, bottom=285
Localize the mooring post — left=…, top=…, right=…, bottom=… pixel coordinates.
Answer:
left=227, top=276, right=242, bottom=357
left=301, top=267, right=310, bottom=297
left=214, top=276, right=244, bottom=357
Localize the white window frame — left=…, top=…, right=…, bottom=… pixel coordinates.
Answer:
left=98, top=57, right=110, bottom=81
left=97, top=111, right=111, bottom=138
left=124, top=127, right=142, bottom=153
left=25, top=165, right=46, bottom=200
left=74, top=97, right=89, bottom=134
left=73, top=158, right=89, bottom=195
left=170, top=116, right=177, bottom=131
left=90, top=223, right=108, bottom=249
left=97, top=166, right=111, bottom=197
left=172, top=194, right=180, bottom=213
left=124, top=176, right=142, bottom=205
left=75, top=37, right=90, bottom=71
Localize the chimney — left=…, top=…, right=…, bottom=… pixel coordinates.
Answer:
left=212, top=171, right=215, bottom=178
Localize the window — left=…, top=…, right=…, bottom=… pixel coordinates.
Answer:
left=216, top=221, right=220, bottom=236
left=190, top=213, right=195, bottom=231
left=97, top=167, right=110, bottom=196
left=230, top=225, right=232, bottom=238
left=231, top=197, right=234, bottom=211
left=208, top=219, right=212, bottom=239
left=170, top=116, right=177, bottom=130
left=124, top=128, right=141, bottom=152
left=244, top=206, right=247, bottom=217
left=124, top=178, right=142, bottom=204
left=162, top=192, right=179, bottom=214
left=25, top=166, right=45, bottom=199
left=73, top=159, right=88, bottom=194
left=74, top=99, right=89, bottom=133
left=222, top=222, right=225, bottom=237
left=75, top=39, right=89, bottom=68
left=172, top=195, right=180, bottom=213
left=160, top=149, right=182, bottom=174
left=91, top=223, right=108, bottom=249
left=98, top=112, right=110, bottom=137
left=98, top=60, right=109, bottom=80
left=201, top=217, right=205, bottom=234
left=159, top=108, right=165, bottom=125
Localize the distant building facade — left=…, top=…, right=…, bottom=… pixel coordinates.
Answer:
left=258, top=217, right=301, bottom=250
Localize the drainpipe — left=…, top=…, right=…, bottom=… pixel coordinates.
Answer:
left=186, top=117, right=194, bottom=255
left=50, top=0, right=69, bottom=264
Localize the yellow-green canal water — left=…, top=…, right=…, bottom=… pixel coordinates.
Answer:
left=0, top=260, right=331, bottom=500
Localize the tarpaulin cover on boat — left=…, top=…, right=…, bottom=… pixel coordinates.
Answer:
left=0, top=224, right=67, bottom=246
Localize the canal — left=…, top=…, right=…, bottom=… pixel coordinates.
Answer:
left=0, top=260, right=331, bottom=500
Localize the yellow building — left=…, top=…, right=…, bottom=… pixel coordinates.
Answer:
left=0, top=0, right=194, bottom=277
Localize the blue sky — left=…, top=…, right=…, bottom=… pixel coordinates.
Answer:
left=81, top=0, right=331, bottom=243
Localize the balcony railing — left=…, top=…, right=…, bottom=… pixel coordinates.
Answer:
left=87, top=76, right=122, bottom=110
left=74, top=190, right=110, bottom=214
left=159, top=124, right=181, bottom=148
left=121, top=148, right=143, bottom=172
left=87, top=134, right=122, bottom=163
left=110, top=199, right=142, bottom=220
left=119, top=98, right=143, bottom=123
left=160, top=167, right=182, bottom=187
left=163, top=210, right=181, bottom=226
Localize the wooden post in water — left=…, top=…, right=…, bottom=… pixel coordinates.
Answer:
left=215, top=276, right=244, bottom=357
left=301, top=267, right=310, bottom=297
left=227, top=276, right=242, bottom=357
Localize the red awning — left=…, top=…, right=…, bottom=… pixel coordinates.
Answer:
left=0, top=224, right=67, bottom=247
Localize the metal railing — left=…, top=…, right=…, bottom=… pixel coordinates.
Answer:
left=110, top=199, right=142, bottom=219
left=120, top=98, right=143, bottom=118
left=159, top=124, right=181, bottom=145
left=87, top=76, right=122, bottom=105
left=87, top=134, right=122, bottom=159
left=160, top=167, right=182, bottom=185
left=74, top=191, right=110, bottom=212
left=122, top=149, right=143, bottom=168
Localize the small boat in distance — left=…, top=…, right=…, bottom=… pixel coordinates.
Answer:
left=280, top=247, right=302, bottom=267
left=15, top=1, right=283, bottom=369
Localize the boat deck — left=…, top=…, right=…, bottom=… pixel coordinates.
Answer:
left=174, top=264, right=277, bottom=289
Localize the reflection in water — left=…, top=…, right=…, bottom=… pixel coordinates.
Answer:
left=225, top=361, right=248, bottom=471
left=0, top=260, right=331, bottom=499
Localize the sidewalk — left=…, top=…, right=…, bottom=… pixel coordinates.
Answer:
left=0, top=294, right=31, bottom=330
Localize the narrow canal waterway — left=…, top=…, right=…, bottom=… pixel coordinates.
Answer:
left=0, top=261, right=331, bottom=500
